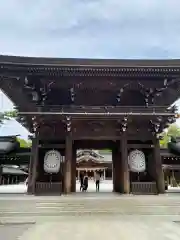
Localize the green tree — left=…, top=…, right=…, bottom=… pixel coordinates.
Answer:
left=160, top=123, right=180, bottom=148
left=159, top=132, right=170, bottom=148
left=0, top=110, right=17, bottom=124
left=167, top=123, right=180, bottom=137
left=17, top=138, right=32, bottom=148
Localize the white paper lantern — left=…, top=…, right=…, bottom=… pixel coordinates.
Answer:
left=44, top=150, right=61, bottom=174
left=128, top=149, right=146, bottom=172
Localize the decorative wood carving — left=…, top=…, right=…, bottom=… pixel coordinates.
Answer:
left=1, top=56, right=180, bottom=146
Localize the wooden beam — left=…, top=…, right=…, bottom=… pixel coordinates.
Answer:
left=128, top=144, right=153, bottom=149
left=38, top=136, right=66, bottom=141
left=74, top=140, right=115, bottom=150
left=73, top=135, right=120, bottom=140
left=39, top=144, right=65, bottom=149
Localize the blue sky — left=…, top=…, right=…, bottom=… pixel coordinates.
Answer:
left=0, top=0, right=180, bottom=139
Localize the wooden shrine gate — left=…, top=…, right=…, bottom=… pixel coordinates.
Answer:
left=26, top=121, right=166, bottom=195
left=0, top=55, right=179, bottom=195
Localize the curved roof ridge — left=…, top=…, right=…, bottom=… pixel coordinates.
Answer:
left=77, top=149, right=104, bottom=158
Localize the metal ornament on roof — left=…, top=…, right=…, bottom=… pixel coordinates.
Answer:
left=44, top=150, right=61, bottom=174
left=128, top=149, right=146, bottom=172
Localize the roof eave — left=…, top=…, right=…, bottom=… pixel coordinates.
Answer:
left=1, top=55, right=180, bottom=68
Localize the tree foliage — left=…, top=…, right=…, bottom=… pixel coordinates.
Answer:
left=0, top=110, right=18, bottom=124
left=160, top=124, right=180, bottom=148
left=17, top=137, right=32, bottom=148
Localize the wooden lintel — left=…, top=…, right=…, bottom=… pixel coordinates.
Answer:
left=39, top=144, right=65, bottom=149
left=74, top=140, right=116, bottom=150
left=127, top=135, right=153, bottom=141
left=73, top=136, right=120, bottom=140
left=128, top=144, right=153, bottom=149
left=38, top=136, right=66, bottom=141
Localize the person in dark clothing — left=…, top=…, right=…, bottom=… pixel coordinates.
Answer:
left=79, top=172, right=84, bottom=191
left=94, top=171, right=100, bottom=192
left=82, top=173, right=88, bottom=192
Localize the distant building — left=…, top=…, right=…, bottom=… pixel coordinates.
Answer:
left=76, top=149, right=112, bottom=179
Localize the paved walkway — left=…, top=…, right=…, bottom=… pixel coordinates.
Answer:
left=19, top=218, right=180, bottom=240
left=1, top=183, right=180, bottom=239
left=0, top=194, right=180, bottom=239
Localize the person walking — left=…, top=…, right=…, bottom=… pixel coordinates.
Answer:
left=82, top=172, right=88, bottom=192
left=79, top=172, right=84, bottom=191
left=94, top=171, right=100, bottom=192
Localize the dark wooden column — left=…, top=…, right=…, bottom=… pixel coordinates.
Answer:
left=120, top=133, right=130, bottom=194
left=71, top=146, right=76, bottom=192
left=0, top=165, right=2, bottom=185
left=27, top=153, right=33, bottom=194
left=153, top=137, right=165, bottom=193
left=27, top=135, right=39, bottom=194
left=112, top=145, right=121, bottom=193
left=64, top=133, right=72, bottom=194
left=112, top=147, right=117, bottom=192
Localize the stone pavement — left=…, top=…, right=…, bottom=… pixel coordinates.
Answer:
left=0, top=194, right=180, bottom=239
left=18, top=218, right=180, bottom=240
left=0, top=223, right=33, bottom=240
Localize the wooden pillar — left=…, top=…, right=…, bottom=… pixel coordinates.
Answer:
left=112, top=145, right=121, bottom=192
left=27, top=150, right=33, bottom=193
left=27, top=135, right=39, bottom=194
left=153, top=137, right=165, bottom=193
left=64, top=133, right=72, bottom=194
left=112, top=148, right=117, bottom=192
left=0, top=165, right=2, bottom=185
left=71, top=146, right=76, bottom=192
left=120, top=133, right=130, bottom=194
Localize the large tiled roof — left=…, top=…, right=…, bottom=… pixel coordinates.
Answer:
left=77, top=150, right=112, bottom=163
left=0, top=135, right=19, bottom=153
left=1, top=55, right=180, bottom=67
left=2, top=166, right=28, bottom=175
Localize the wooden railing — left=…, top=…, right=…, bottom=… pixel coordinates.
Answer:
left=131, top=182, right=157, bottom=194
left=35, top=182, right=62, bottom=195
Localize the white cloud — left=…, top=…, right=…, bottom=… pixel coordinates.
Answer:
left=0, top=0, right=180, bottom=58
